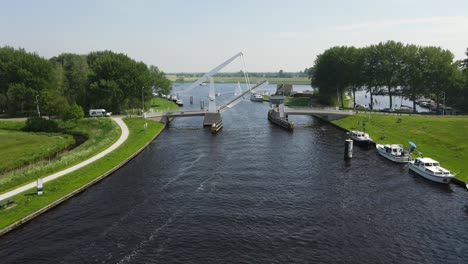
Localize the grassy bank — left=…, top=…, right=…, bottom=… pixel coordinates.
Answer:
left=150, top=97, right=179, bottom=111
left=285, top=97, right=311, bottom=107
left=332, top=114, right=468, bottom=181
left=167, top=75, right=310, bottom=85
left=0, top=118, right=165, bottom=230
left=0, top=129, right=75, bottom=174
left=0, top=118, right=119, bottom=193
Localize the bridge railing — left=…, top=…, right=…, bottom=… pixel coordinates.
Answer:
left=285, top=106, right=340, bottom=111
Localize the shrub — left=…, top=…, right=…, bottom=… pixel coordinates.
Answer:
left=63, top=103, right=85, bottom=121
left=24, top=117, right=60, bottom=133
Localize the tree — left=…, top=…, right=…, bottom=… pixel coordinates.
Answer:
left=149, top=65, right=171, bottom=96
left=401, top=44, right=425, bottom=113
left=63, top=102, right=84, bottom=121
left=311, top=46, right=354, bottom=107
left=0, top=47, right=56, bottom=115
left=87, top=51, right=152, bottom=113
left=362, top=45, right=380, bottom=110
left=348, top=47, right=365, bottom=108
left=50, top=53, right=89, bottom=107
left=373, top=41, right=405, bottom=109
left=420, top=47, right=456, bottom=110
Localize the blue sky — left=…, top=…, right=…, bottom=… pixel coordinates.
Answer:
left=1, top=0, right=468, bottom=72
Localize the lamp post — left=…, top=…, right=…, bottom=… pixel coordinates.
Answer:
left=442, top=91, right=446, bottom=115
left=141, top=86, right=145, bottom=119
left=35, top=95, right=40, bottom=117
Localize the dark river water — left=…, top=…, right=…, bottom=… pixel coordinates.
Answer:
left=0, top=83, right=467, bottom=263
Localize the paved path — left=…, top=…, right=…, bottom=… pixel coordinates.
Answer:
left=0, top=117, right=129, bottom=201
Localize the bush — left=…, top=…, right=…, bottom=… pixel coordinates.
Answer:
left=24, top=117, right=60, bottom=133
left=63, top=103, right=84, bottom=121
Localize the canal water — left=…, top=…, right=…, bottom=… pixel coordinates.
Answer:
left=0, top=84, right=466, bottom=263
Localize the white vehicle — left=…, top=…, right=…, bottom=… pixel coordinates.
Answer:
left=409, top=157, right=455, bottom=184
left=89, top=109, right=111, bottom=117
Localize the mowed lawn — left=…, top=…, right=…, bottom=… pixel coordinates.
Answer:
left=0, top=129, right=74, bottom=174
left=333, top=114, right=468, bottom=181
left=150, top=97, right=179, bottom=111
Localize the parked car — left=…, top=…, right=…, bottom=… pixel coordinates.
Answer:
left=380, top=108, right=394, bottom=113
left=89, top=109, right=111, bottom=117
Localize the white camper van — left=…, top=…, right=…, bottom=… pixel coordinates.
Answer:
left=89, top=109, right=111, bottom=117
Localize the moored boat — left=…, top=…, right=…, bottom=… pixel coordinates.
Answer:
left=346, top=130, right=372, bottom=143
left=250, top=93, right=264, bottom=102
left=408, top=157, right=454, bottom=184
left=376, top=144, right=411, bottom=163
left=176, top=99, right=184, bottom=106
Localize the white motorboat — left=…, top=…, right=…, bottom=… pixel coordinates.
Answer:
left=250, top=93, right=264, bottom=102
left=346, top=130, right=372, bottom=143
left=376, top=144, right=411, bottom=163
left=176, top=99, right=184, bottom=106
left=409, top=157, right=455, bottom=184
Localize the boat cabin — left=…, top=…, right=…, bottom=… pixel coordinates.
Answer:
left=384, top=144, right=406, bottom=156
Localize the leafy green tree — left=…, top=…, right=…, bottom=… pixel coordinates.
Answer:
left=0, top=47, right=55, bottom=115
left=40, top=89, right=69, bottom=119
left=87, top=51, right=152, bottom=113
left=63, top=102, right=84, bottom=121
left=420, top=46, right=456, bottom=110
left=50, top=53, right=89, bottom=107
left=149, top=65, right=171, bottom=96
left=6, top=83, right=35, bottom=114
left=401, top=44, right=425, bottom=112
left=311, top=46, right=354, bottom=107
left=373, top=41, right=405, bottom=109
left=361, top=45, right=380, bottom=110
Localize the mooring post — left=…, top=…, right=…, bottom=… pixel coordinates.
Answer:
left=200, top=100, right=204, bottom=110
left=37, top=178, right=43, bottom=195
left=344, top=139, right=353, bottom=160
left=190, top=96, right=193, bottom=104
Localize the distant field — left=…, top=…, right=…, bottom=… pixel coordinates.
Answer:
left=166, top=75, right=310, bottom=85
left=0, top=129, right=75, bottom=174
left=333, top=114, right=468, bottom=182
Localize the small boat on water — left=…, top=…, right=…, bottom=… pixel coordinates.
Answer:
left=176, top=99, right=184, bottom=106
left=376, top=144, right=411, bottom=163
left=409, top=157, right=455, bottom=184
left=347, top=130, right=372, bottom=143
left=250, top=93, right=264, bottom=102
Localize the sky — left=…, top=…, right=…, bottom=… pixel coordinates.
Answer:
left=1, top=0, right=468, bottom=72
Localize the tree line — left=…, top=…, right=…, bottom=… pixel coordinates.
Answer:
left=0, top=47, right=171, bottom=117
left=310, top=41, right=468, bottom=112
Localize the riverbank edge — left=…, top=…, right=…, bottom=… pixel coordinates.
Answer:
left=321, top=116, right=467, bottom=188
left=0, top=120, right=167, bottom=237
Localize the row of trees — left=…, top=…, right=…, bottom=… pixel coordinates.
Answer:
left=310, top=41, right=468, bottom=112
left=0, top=47, right=171, bottom=117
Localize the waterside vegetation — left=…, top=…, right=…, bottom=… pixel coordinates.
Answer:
left=332, top=114, right=468, bottom=182
left=310, top=42, right=468, bottom=112
left=0, top=118, right=119, bottom=194
left=0, top=118, right=165, bottom=231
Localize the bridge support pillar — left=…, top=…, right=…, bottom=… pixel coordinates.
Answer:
left=203, top=112, right=222, bottom=127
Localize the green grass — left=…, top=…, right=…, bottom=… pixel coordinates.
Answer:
left=166, top=75, right=310, bottom=85
left=332, top=114, right=468, bottom=181
left=285, top=97, right=311, bottom=107
left=0, top=118, right=119, bottom=193
left=263, top=95, right=270, bottom=101
left=0, top=130, right=75, bottom=174
left=150, top=97, right=179, bottom=111
left=0, top=121, right=25, bottom=131
left=0, top=118, right=165, bottom=230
